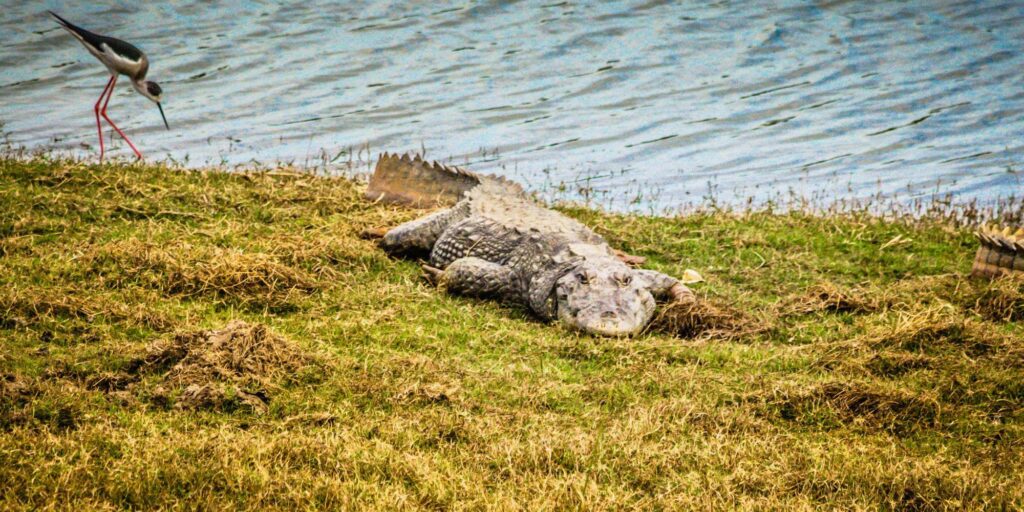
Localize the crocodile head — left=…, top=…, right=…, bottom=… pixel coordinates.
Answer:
left=554, top=261, right=656, bottom=337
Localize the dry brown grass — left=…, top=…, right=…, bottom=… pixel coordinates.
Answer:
left=0, top=284, right=173, bottom=331
left=881, top=273, right=1024, bottom=322
left=865, top=351, right=934, bottom=377
left=861, top=306, right=978, bottom=349
left=650, top=294, right=768, bottom=339
left=969, top=274, right=1024, bottom=321
left=784, top=281, right=882, bottom=315
left=83, top=239, right=318, bottom=311
left=765, top=381, right=940, bottom=434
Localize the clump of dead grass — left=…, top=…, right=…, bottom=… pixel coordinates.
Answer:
left=865, top=352, right=933, bottom=377
left=138, top=321, right=318, bottom=413
left=0, top=373, right=84, bottom=432
left=784, top=281, right=882, bottom=316
left=768, top=381, right=939, bottom=434
left=84, top=240, right=317, bottom=311
left=650, top=296, right=766, bottom=339
left=0, top=284, right=173, bottom=331
left=0, top=373, right=31, bottom=406
left=782, top=273, right=1022, bottom=324
left=393, top=382, right=461, bottom=406
left=968, top=274, right=1024, bottom=322
left=265, top=231, right=388, bottom=278
left=859, top=306, right=986, bottom=353
left=172, top=384, right=271, bottom=414
left=884, top=273, right=1023, bottom=322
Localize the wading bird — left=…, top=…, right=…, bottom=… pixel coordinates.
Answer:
left=49, top=11, right=168, bottom=161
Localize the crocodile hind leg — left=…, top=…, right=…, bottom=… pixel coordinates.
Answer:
left=380, top=207, right=465, bottom=256
left=423, top=257, right=519, bottom=302
left=634, top=269, right=695, bottom=303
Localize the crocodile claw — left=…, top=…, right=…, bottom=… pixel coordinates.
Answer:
left=612, top=249, right=646, bottom=267
left=421, top=264, right=443, bottom=285
left=359, top=227, right=389, bottom=240
left=668, top=283, right=696, bottom=304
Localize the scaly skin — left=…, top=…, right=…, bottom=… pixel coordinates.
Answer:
left=972, top=225, right=1024, bottom=278
left=374, top=153, right=692, bottom=336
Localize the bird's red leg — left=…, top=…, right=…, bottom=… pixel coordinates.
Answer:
left=94, top=75, right=115, bottom=162
left=99, top=75, right=145, bottom=160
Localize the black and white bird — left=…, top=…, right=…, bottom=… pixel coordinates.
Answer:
left=49, top=10, right=169, bottom=161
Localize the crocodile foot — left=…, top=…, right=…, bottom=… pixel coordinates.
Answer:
left=359, top=226, right=390, bottom=240
left=421, top=264, right=443, bottom=286
left=669, top=283, right=696, bottom=304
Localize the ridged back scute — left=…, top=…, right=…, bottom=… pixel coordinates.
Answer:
left=365, top=152, right=482, bottom=208
left=972, top=224, right=1024, bottom=278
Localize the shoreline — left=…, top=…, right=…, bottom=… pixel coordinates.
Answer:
left=6, top=148, right=1022, bottom=226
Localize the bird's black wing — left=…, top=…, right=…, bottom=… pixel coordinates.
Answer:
left=48, top=10, right=144, bottom=62
left=100, top=37, right=144, bottom=62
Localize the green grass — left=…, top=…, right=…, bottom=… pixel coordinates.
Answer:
left=1, top=156, right=1022, bottom=510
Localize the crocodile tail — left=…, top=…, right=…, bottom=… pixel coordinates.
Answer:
left=365, top=152, right=482, bottom=208
left=971, top=224, right=1024, bottom=279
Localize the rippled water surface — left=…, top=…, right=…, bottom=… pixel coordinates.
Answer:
left=2, top=1, right=1022, bottom=210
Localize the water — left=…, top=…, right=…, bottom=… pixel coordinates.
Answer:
left=1, top=1, right=1022, bottom=212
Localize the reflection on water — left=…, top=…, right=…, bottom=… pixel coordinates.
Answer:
left=1, top=1, right=1021, bottom=211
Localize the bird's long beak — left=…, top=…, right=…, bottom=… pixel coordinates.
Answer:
left=157, top=102, right=169, bottom=130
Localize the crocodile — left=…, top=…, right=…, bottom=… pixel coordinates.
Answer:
left=366, top=152, right=695, bottom=337
left=972, top=224, right=1024, bottom=278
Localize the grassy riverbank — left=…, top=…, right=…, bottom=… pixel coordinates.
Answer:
left=1, top=156, right=1022, bottom=509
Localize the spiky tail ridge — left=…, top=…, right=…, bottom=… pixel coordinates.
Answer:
left=972, top=225, right=1024, bottom=278
left=365, top=152, right=482, bottom=208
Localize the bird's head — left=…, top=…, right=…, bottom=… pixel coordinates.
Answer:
left=133, top=80, right=169, bottom=129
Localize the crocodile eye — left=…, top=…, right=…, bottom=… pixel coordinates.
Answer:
left=619, top=275, right=632, bottom=286
left=577, top=273, right=589, bottom=285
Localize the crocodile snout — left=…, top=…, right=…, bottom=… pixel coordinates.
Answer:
left=554, top=260, right=658, bottom=337
left=557, top=288, right=657, bottom=337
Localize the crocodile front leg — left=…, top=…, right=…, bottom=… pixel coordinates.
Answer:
left=423, top=257, right=519, bottom=302
left=381, top=207, right=464, bottom=256
left=634, top=269, right=695, bottom=303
